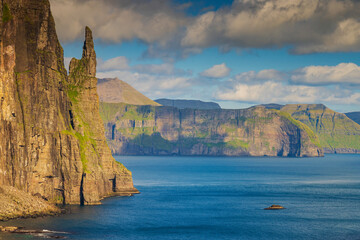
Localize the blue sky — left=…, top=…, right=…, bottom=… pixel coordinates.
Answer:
left=51, top=0, right=360, bottom=112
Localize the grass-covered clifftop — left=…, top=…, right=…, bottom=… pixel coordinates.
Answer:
left=97, top=78, right=161, bottom=106
left=99, top=102, right=322, bottom=157
left=155, top=99, right=221, bottom=109
left=280, top=104, right=360, bottom=153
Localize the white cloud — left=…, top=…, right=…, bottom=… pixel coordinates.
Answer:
left=216, top=81, right=360, bottom=105
left=291, top=63, right=360, bottom=85
left=215, top=63, right=360, bottom=106
left=234, top=69, right=285, bottom=82
left=97, top=56, right=129, bottom=71
left=132, top=63, right=191, bottom=76
left=96, top=70, right=193, bottom=99
left=294, top=19, right=360, bottom=54
left=182, top=0, right=360, bottom=54
left=201, top=63, right=230, bottom=78
left=217, top=81, right=321, bottom=103
left=50, top=0, right=187, bottom=44
left=50, top=0, right=360, bottom=56
left=64, top=57, right=72, bottom=72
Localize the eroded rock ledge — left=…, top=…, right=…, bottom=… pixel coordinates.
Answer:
left=0, top=186, right=60, bottom=221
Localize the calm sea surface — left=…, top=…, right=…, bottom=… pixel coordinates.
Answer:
left=1, top=154, right=360, bottom=240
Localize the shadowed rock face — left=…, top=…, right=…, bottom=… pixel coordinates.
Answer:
left=0, top=0, right=137, bottom=206
left=100, top=103, right=323, bottom=157
left=346, top=112, right=360, bottom=125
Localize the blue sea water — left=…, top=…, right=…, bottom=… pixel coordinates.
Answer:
left=1, top=154, right=360, bottom=240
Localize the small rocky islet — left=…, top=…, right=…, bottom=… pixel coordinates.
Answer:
left=264, top=205, right=286, bottom=210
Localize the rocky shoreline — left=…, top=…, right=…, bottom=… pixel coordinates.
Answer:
left=0, top=186, right=61, bottom=221
left=1, top=226, right=69, bottom=239
left=0, top=186, right=139, bottom=238
left=0, top=185, right=139, bottom=221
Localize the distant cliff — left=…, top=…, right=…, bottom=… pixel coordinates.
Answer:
left=346, top=112, right=360, bottom=125
left=99, top=103, right=323, bottom=157
left=281, top=104, right=360, bottom=154
left=259, top=103, right=284, bottom=110
left=0, top=0, right=137, bottom=215
left=155, top=99, right=221, bottom=109
left=97, top=78, right=161, bottom=106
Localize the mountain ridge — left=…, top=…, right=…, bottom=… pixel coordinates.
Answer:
left=280, top=104, right=360, bottom=153
left=155, top=98, right=221, bottom=109
left=100, top=102, right=323, bottom=157
left=97, top=78, right=161, bottom=106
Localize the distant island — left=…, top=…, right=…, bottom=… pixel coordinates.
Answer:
left=97, top=80, right=324, bottom=157
left=97, top=80, right=360, bottom=156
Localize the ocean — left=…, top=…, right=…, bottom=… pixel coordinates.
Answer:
left=2, top=154, right=360, bottom=239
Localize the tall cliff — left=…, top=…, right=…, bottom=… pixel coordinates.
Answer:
left=0, top=0, right=137, bottom=206
left=281, top=104, right=360, bottom=154
left=100, top=103, right=323, bottom=157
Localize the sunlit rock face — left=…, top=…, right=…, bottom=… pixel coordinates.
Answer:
left=100, top=103, right=323, bottom=157
left=281, top=104, right=360, bottom=154
left=0, top=0, right=137, bottom=206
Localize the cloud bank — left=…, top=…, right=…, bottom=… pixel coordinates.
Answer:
left=216, top=62, right=360, bottom=106
left=96, top=56, right=360, bottom=107
left=51, top=0, right=360, bottom=55
left=50, top=0, right=187, bottom=44
left=182, top=0, right=360, bottom=54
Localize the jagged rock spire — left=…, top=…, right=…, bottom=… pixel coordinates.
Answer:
left=82, top=26, right=96, bottom=77
left=69, top=26, right=97, bottom=80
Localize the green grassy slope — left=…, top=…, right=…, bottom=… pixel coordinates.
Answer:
left=281, top=104, right=360, bottom=152
left=99, top=102, right=322, bottom=157
left=97, top=78, right=161, bottom=106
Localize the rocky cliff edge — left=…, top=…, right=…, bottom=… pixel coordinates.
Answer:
left=0, top=0, right=137, bottom=213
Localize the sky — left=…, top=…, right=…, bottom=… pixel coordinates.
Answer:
left=49, top=0, right=360, bottom=112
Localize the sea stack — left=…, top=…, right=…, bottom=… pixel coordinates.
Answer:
left=0, top=0, right=137, bottom=213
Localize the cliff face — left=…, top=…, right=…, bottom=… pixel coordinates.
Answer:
left=0, top=0, right=137, bottom=207
left=100, top=103, right=323, bottom=157
left=281, top=104, right=360, bottom=154
left=155, top=99, right=221, bottom=109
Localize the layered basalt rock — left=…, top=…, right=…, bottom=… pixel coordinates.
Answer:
left=0, top=0, right=137, bottom=208
left=100, top=103, right=323, bottom=157
left=281, top=104, right=360, bottom=154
